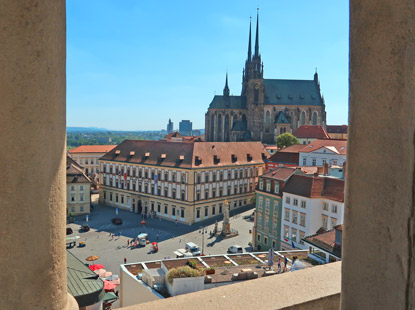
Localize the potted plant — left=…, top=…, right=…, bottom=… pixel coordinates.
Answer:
left=205, top=267, right=215, bottom=275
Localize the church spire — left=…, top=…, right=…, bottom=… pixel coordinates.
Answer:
left=254, top=9, right=259, bottom=57
left=223, top=72, right=230, bottom=96
left=247, top=17, right=252, bottom=61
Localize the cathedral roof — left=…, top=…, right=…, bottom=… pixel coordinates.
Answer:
left=275, top=111, right=290, bottom=124
left=263, top=79, right=323, bottom=106
left=208, top=95, right=246, bottom=110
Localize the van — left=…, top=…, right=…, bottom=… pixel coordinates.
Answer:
left=185, top=242, right=201, bottom=256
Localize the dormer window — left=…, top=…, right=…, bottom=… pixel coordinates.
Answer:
left=145, top=152, right=150, bottom=157
left=231, top=154, right=237, bottom=163
left=213, top=155, right=220, bottom=165
left=129, top=151, right=135, bottom=156
left=247, top=154, right=253, bottom=162
left=195, top=156, right=202, bottom=166
left=161, top=154, right=166, bottom=159
left=179, top=155, right=184, bottom=161
left=115, top=150, right=120, bottom=155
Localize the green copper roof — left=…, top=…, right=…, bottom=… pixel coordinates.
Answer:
left=263, top=79, right=323, bottom=106
left=67, top=251, right=105, bottom=307
left=275, top=111, right=290, bottom=124
left=208, top=95, right=246, bottom=109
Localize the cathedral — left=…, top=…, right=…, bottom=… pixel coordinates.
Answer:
left=205, top=13, right=327, bottom=144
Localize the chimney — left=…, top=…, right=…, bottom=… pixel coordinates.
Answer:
left=323, top=163, right=329, bottom=176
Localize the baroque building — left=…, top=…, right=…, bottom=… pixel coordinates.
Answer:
left=205, top=13, right=327, bottom=144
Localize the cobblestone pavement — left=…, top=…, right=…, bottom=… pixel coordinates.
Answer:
left=67, top=195, right=256, bottom=308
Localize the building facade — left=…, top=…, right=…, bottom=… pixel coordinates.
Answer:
left=280, top=174, right=345, bottom=251
left=98, top=140, right=267, bottom=224
left=66, top=156, right=91, bottom=215
left=253, top=167, right=303, bottom=251
left=299, top=139, right=347, bottom=167
left=326, top=125, right=348, bottom=139
left=292, top=125, right=330, bottom=145
left=205, top=13, right=326, bottom=145
left=303, top=224, right=342, bottom=264
left=179, top=120, right=192, bottom=136
left=69, top=145, right=117, bottom=178
left=167, top=119, right=174, bottom=134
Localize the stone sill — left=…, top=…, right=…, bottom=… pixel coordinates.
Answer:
left=120, top=261, right=341, bottom=310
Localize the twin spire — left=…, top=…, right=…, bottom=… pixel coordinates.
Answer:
left=247, top=10, right=260, bottom=62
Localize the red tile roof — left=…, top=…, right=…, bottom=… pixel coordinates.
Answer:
left=66, top=156, right=91, bottom=184
left=267, top=144, right=306, bottom=165
left=69, top=145, right=117, bottom=154
left=262, top=166, right=300, bottom=181
left=100, top=140, right=268, bottom=169
left=303, top=228, right=342, bottom=258
left=299, top=139, right=347, bottom=155
left=283, top=174, right=345, bottom=202
left=326, top=125, right=348, bottom=134
left=293, top=125, right=330, bottom=139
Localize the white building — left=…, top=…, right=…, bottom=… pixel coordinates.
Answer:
left=280, top=174, right=345, bottom=250
left=69, top=144, right=117, bottom=178
left=299, top=139, right=347, bottom=167
left=66, top=156, right=92, bottom=215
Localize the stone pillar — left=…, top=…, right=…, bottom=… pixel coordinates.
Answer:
left=343, top=1, right=415, bottom=309
left=0, top=1, right=77, bottom=310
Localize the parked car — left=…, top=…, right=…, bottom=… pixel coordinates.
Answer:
left=66, top=227, right=73, bottom=235
left=81, top=224, right=90, bottom=232
left=228, top=245, right=243, bottom=253
left=185, top=242, right=201, bottom=256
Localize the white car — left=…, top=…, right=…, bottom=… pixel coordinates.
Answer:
left=228, top=245, right=243, bottom=253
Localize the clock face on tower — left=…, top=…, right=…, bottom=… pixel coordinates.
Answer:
left=254, top=83, right=259, bottom=90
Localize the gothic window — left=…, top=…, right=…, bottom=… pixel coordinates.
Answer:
left=210, top=114, right=215, bottom=141
left=300, top=111, right=306, bottom=126
left=217, top=114, right=223, bottom=141
left=312, top=112, right=318, bottom=125
left=254, top=88, right=259, bottom=103
left=265, top=111, right=271, bottom=124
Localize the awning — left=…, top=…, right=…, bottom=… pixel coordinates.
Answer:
left=103, top=292, right=118, bottom=302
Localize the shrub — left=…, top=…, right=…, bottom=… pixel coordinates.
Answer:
left=167, top=266, right=204, bottom=284
left=187, top=259, right=198, bottom=269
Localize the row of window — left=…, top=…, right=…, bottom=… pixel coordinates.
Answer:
left=70, top=185, right=85, bottom=192
left=302, top=157, right=339, bottom=167
left=323, top=202, right=338, bottom=213
left=285, top=196, right=307, bottom=208
left=322, top=215, right=338, bottom=230
left=257, top=214, right=279, bottom=232
left=77, top=158, right=99, bottom=165
left=256, top=233, right=279, bottom=249
left=69, top=193, right=85, bottom=202
left=283, top=226, right=306, bottom=245
left=258, top=180, right=280, bottom=194
left=69, top=206, right=85, bottom=213
left=102, top=165, right=188, bottom=184
left=195, top=184, right=252, bottom=201
left=258, top=197, right=279, bottom=214
left=284, top=209, right=306, bottom=227
left=195, top=168, right=258, bottom=184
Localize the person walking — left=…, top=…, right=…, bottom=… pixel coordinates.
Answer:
left=284, top=256, right=288, bottom=271
left=127, top=239, right=130, bottom=247
left=278, top=259, right=281, bottom=272
left=175, top=219, right=178, bottom=225
left=156, top=234, right=159, bottom=241
left=124, top=257, right=127, bottom=264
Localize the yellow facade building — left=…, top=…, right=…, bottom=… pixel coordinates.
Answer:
left=98, top=140, right=267, bottom=224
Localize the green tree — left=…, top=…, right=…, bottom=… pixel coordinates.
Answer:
left=276, top=133, right=299, bottom=149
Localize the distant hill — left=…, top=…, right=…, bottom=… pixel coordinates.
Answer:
left=67, top=127, right=108, bottom=132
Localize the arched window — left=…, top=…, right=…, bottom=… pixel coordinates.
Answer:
left=280, top=127, right=284, bottom=135
left=210, top=114, right=215, bottom=141
left=217, top=114, right=223, bottom=141
left=300, top=111, right=306, bottom=126
left=224, top=114, right=230, bottom=142
left=312, top=112, right=318, bottom=125
left=265, top=111, right=271, bottom=124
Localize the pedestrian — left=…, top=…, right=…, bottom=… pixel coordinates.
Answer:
left=278, top=259, right=281, bottom=271
left=127, top=239, right=130, bottom=246
left=156, top=234, right=159, bottom=241
left=175, top=219, right=178, bottom=225
left=284, top=256, right=288, bottom=270
left=124, top=257, right=127, bottom=264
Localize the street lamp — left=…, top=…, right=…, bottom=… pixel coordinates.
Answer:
left=199, top=226, right=207, bottom=255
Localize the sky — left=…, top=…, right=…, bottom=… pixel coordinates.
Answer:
left=67, top=1, right=349, bottom=131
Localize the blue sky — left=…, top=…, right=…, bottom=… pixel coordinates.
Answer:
left=67, top=1, right=349, bottom=131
